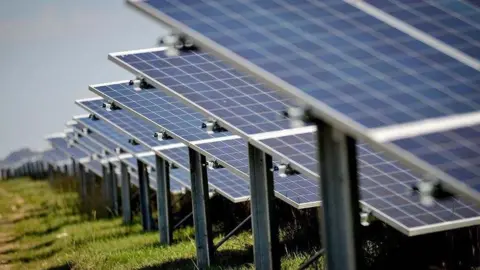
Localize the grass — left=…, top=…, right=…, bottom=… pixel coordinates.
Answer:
left=0, top=178, right=316, bottom=269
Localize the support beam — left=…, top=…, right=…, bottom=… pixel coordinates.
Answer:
left=137, top=159, right=154, bottom=231
left=214, top=214, right=252, bottom=251
left=188, top=148, right=213, bottom=269
left=79, top=164, right=87, bottom=201
left=316, top=121, right=363, bottom=270
left=48, top=164, right=54, bottom=185
left=155, top=155, right=173, bottom=245
left=298, top=249, right=325, bottom=270
left=120, top=162, right=132, bottom=224
left=71, top=160, right=77, bottom=177
left=63, top=164, right=69, bottom=175
left=102, top=165, right=112, bottom=207
left=248, top=143, right=279, bottom=270
left=174, top=211, right=193, bottom=230
left=109, top=163, right=119, bottom=216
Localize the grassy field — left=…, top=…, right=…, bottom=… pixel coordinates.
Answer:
left=0, top=178, right=316, bottom=270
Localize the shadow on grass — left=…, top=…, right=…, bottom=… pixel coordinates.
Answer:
left=46, top=262, right=73, bottom=270
left=3, top=247, right=61, bottom=264
left=22, top=220, right=79, bottom=238
left=137, top=249, right=253, bottom=270
left=30, top=239, right=56, bottom=250
left=0, top=247, right=18, bottom=255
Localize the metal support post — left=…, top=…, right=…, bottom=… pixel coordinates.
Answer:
left=188, top=148, right=213, bottom=269
left=214, top=214, right=252, bottom=251
left=316, top=121, right=362, bottom=270
left=137, top=159, right=153, bottom=231
left=248, top=143, right=279, bottom=270
left=71, top=160, right=77, bottom=178
left=48, top=164, right=54, bottom=185
left=120, top=162, right=132, bottom=224
left=63, top=164, right=69, bottom=176
left=102, top=165, right=112, bottom=207
left=109, top=163, right=119, bottom=216
left=71, top=158, right=78, bottom=179
left=79, top=164, right=87, bottom=201
left=155, top=155, right=173, bottom=245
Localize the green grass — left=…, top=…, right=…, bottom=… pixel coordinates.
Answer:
left=0, top=178, right=315, bottom=269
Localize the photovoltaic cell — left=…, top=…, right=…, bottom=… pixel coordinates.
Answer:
left=78, top=98, right=182, bottom=148
left=90, top=82, right=233, bottom=142
left=139, top=154, right=192, bottom=190
left=88, top=83, right=250, bottom=202
left=73, top=121, right=119, bottom=154
left=159, top=145, right=250, bottom=202
left=392, top=125, right=480, bottom=192
left=71, top=133, right=106, bottom=157
left=260, top=132, right=480, bottom=234
left=76, top=116, right=149, bottom=154
left=136, top=0, right=480, bottom=129
left=160, top=146, right=189, bottom=170
left=196, top=138, right=321, bottom=208
left=367, top=0, right=480, bottom=60
left=111, top=48, right=297, bottom=135
left=43, top=149, right=69, bottom=165
left=85, top=160, right=103, bottom=177
left=48, top=137, right=89, bottom=160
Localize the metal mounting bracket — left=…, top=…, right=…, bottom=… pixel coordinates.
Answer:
left=154, top=130, right=173, bottom=141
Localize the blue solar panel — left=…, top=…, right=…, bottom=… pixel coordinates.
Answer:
left=392, top=125, right=480, bottom=193
left=259, top=132, right=480, bottom=234
left=71, top=133, right=106, bottom=157
left=78, top=98, right=182, bottom=148
left=367, top=0, right=480, bottom=60
left=43, top=149, right=69, bottom=165
left=170, top=167, right=192, bottom=190
left=132, top=0, right=480, bottom=130
left=76, top=116, right=149, bottom=154
left=160, top=146, right=189, bottom=170
left=111, top=49, right=297, bottom=135
left=85, top=160, right=103, bottom=177
left=73, top=121, right=118, bottom=154
left=196, top=138, right=321, bottom=208
left=157, top=145, right=249, bottom=202
left=138, top=154, right=191, bottom=190
left=48, top=137, right=89, bottom=160
left=90, top=82, right=233, bottom=142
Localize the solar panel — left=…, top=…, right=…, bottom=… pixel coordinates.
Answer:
left=84, top=160, right=103, bottom=177
left=89, top=81, right=233, bottom=142
left=110, top=48, right=296, bottom=135
left=189, top=138, right=321, bottom=208
left=77, top=97, right=184, bottom=149
left=78, top=98, right=248, bottom=202
left=392, top=125, right=480, bottom=192
left=43, top=149, right=70, bottom=166
left=152, top=145, right=250, bottom=202
left=366, top=0, right=480, bottom=60
left=73, top=121, right=119, bottom=154
left=75, top=116, right=149, bottom=154
left=47, top=136, right=89, bottom=160
left=88, top=82, right=319, bottom=207
left=259, top=132, right=480, bottom=235
left=128, top=0, right=480, bottom=202
left=127, top=0, right=480, bottom=128
left=70, top=132, right=106, bottom=157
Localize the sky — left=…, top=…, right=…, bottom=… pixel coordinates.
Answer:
left=0, top=0, right=167, bottom=159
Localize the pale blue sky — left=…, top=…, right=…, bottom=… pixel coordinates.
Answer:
left=0, top=1, right=166, bottom=158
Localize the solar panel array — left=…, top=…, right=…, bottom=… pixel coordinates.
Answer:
left=4, top=0, right=478, bottom=243
left=128, top=0, right=480, bottom=203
